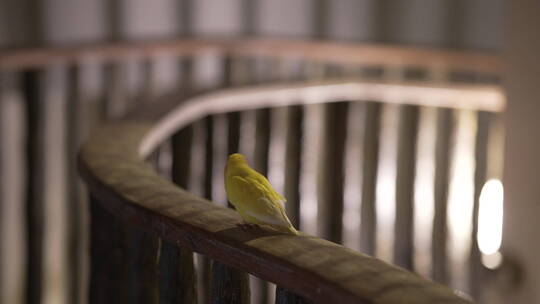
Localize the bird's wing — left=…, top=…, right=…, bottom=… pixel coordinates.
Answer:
left=249, top=170, right=287, bottom=206
left=230, top=175, right=292, bottom=228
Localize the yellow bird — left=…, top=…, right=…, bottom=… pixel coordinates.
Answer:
left=225, top=153, right=298, bottom=235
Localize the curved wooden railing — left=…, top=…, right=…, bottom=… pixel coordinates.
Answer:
left=0, top=38, right=503, bottom=304
left=79, top=80, right=502, bottom=303
left=0, top=38, right=500, bottom=73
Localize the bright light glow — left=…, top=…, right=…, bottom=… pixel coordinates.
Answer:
left=375, top=105, right=398, bottom=262
left=299, top=104, right=323, bottom=235
left=481, top=251, right=503, bottom=270
left=447, top=110, right=476, bottom=291
left=413, top=107, right=436, bottom=277
left=477, top=179, right=504, bottom=255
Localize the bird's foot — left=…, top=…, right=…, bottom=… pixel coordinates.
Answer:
left=237, top=222, right=258, bottom=230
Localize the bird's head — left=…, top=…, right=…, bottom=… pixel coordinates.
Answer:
left=225, top=153, right=248, bottom=176
left=228, top=153, right=247, bottom=164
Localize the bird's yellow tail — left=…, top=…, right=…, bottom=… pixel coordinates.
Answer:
left=271, top=224, right=299, bottom=235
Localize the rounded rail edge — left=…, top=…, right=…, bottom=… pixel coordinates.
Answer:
left=139, top=79, right=504, bottom=157
left=78, top=82, right=479, bottom=304
left=1, top=38, right=501, bottom=74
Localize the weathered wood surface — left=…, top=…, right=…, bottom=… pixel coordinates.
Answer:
left=79, top=120, right=472, bottom=304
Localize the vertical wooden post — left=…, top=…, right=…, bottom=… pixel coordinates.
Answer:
left=394, top=105, right=419, bottom=270
left=89, top=198, right=128, bottom=304
left=0, top=71, right=27, bottom=304
left=22, top=69, right=44, bottom=304
left=359, top=102, right=382, bottom=255
left=159, top=239, right=197, bottom=304
left=126, top=228, right=160, bottom=304
left=469, top=111, right=490, bottom=298
left=432, top=108, right=454, bottom=284
left=284, top=105, right=304, bottom=228
left=275, top=287, right=311, bottom=304
left=159, top=125, right=197, bottom=304
left=318, top=102, right=348, bottom=243
left=66, top=64, right=85, bottom=304
left=210, top=262, right=250, bottom=304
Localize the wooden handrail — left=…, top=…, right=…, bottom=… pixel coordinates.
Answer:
left=0, top=38, right=501, bottom=74
left=78, top=81, right=489, bottom=303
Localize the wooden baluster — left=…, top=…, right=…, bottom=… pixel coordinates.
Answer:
left=394, top=105, right=420, bottom=270
left=204, top=116, right=215, bottom=201
left=412, top=107, right=437, bottom=279
left=227, top=112, right=241, bottom=155
left=179, top=56, right=194, bottom=97
left=284, top=105, right=303, bottom=228
left=89, top=198, right=128, bottom=304
left=250, top=108, right=272, bottom=303
left=212, top=55, right=250, bottom=303
left=254, top=108, right=271, bottom=174
left=469, top=111, right=490, bottom=298
left=0, top=71, right=27, bottom=304
left=375, top=104, right=400, bottom=263
left=159, top=125, right=197, bottom=304
left=275, top=287, right=311, bottom=304
left=22, top=69, right=44, bottom=304
left=103, top=61, right=127, bottom=120
left=359, top=102, right=382, bottom=256
left=66, top=64, right=86, bottom=304
left=139, top=57, right=154, bottom=104
left=197, top=116, right=214, bottom=304
left=126, top=227, right=160, bottom=304
left=41, top=66, right=71, bottom=303
left=210, top=109, right=249, bottom=303
left=210, top=262, right=250, bottom=304
left=318, top=102, right=348, bottom=243
left=432, top=108, right=454, bottom=284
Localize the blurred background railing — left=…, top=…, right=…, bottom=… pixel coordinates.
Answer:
left=1, top=38, right=504, bottom=304
left=0, top=1, right=507, bottom=304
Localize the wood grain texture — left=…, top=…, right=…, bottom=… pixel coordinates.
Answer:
left=79, top=121, right=472, bottom=304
